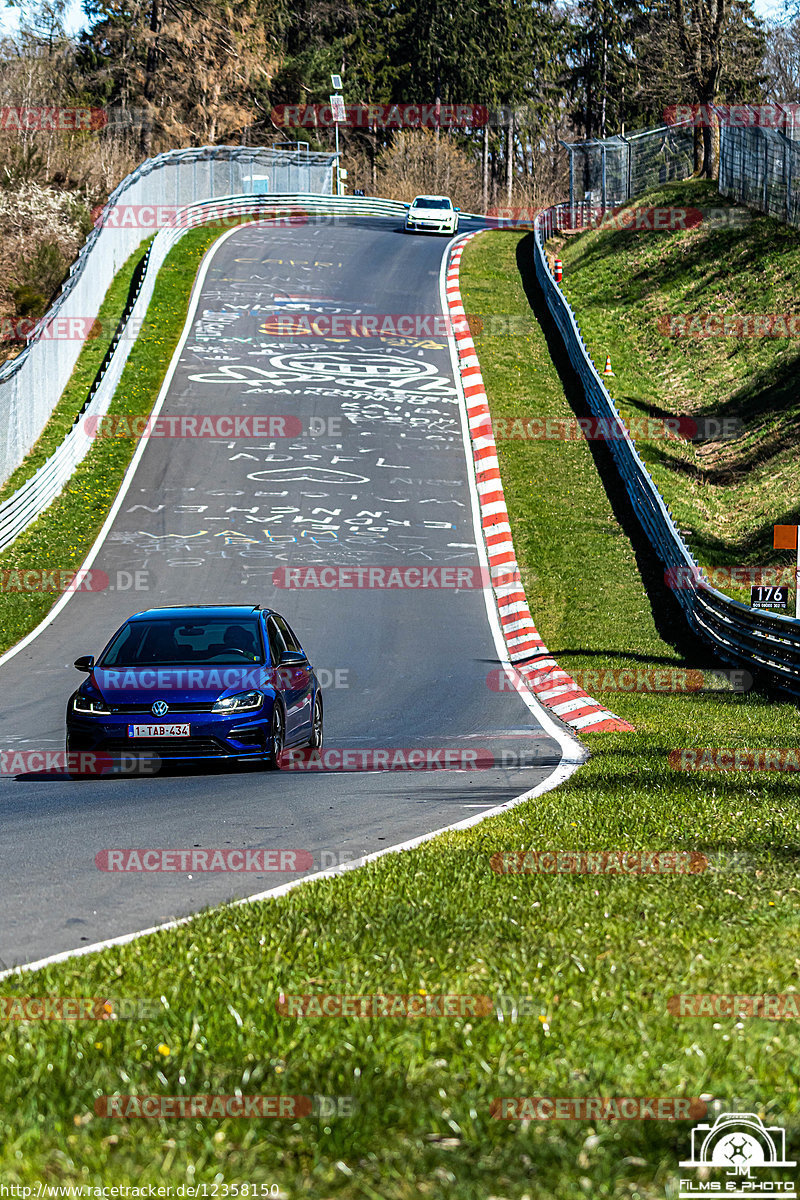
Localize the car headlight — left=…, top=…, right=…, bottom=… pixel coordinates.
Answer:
left=212, top=690, right=264, bottom=713
left=72, top=693, right=111, bottom=714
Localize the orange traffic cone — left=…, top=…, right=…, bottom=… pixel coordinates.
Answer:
left=602, top=355, right=615, bottom=377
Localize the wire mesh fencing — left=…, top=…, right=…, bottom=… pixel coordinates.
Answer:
left=564, top=105, right=800, bottom=231
left=561, top=122, right=695, bottom=212
left=0, top=144, right=336, bottom=488
left=718, top=105, right=800, bottom=228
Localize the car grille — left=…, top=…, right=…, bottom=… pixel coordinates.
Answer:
left=101, top=736, right=237, bottom=758
left=109, top=702, right=216, bottom=713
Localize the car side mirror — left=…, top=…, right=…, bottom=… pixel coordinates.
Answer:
left=403, top=203, right=410, bottom=209
left=74, top=655, right=94, bottom=672
left=455, top=207, right=461, bottom=212
left=279, top=649, right=306, bottom=665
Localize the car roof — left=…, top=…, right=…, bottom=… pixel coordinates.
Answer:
left=412, top=194, right=453, bottom=202
left=127, top=605, right=272, bottom=622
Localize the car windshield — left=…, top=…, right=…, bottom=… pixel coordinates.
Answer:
left=412, top=198, right=451, bottom=209
left=99, top=618, right=265, bottom=666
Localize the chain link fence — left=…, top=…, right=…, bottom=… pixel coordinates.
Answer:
left=561, top=122, right=695, bottom=212
left=718, top=105, right=800, bottom=228
left=564, top=106, right=800, bottom=231
left=0, top=144, right=336, bottom=488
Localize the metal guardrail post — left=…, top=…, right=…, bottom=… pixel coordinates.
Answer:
left=621, top=134, right=632, bottom=202
left=782, top=106, right=793, bottom=225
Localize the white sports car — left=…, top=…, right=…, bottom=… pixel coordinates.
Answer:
left=405, top=195, right=459, bottom=235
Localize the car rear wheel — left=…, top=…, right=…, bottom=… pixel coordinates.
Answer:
left=265, top=703, right=285, bottom=770
left=309, top=696, right=323, bottom=749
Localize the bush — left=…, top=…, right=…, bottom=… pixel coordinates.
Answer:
left=12, top=239, right=68, bottom=318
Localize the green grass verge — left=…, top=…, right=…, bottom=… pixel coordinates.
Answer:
left=0, top=230, right=798, bottom=1198
left=551, top=179, right=800, bottom=607
left=0, top=224, right=237, bottom=658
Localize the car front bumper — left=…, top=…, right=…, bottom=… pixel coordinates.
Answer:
left=405, top=216, right=457, bottom=233
left=66, top=708, right=271, bottom=764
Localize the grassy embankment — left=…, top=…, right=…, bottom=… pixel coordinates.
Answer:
left=551, top=178, right=800, bottom=607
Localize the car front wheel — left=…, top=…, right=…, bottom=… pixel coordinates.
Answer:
left=265, top=703, right=285, bottom=770
left=309, top=696, right=323, bottom=749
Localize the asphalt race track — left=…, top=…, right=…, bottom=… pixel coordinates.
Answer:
left=0, top=214, right=571, bottom=971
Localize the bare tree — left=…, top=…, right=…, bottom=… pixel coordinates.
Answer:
left=674, top=0, right=728, bottom=175
left=762, top=18, right=800, bottom=100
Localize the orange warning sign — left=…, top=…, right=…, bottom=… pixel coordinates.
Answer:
left=773, top=525, right=798, bottom=550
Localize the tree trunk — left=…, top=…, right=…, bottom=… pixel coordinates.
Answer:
left=482, top=123, right=489, bottom=212
left=506, top=115, right=513, bottom=206
left=674, top=0, right=727, bottom=177
left=700, top=117, right=720, bottom=178
left=434, top=63, right=441, bottom=191
left=600, top=34, right=608, bottom=139
left=140, top=0, right=162, bottom=158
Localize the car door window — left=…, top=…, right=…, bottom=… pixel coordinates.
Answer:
left=266, top=617, right=287, bottom=663
left=274, top=615, right=302, bottom=654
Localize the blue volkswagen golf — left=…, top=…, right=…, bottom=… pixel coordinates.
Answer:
left=65, top=605, right=323, bottom=772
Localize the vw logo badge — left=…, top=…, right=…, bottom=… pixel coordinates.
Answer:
left=151, top=700, right=169, bottom=717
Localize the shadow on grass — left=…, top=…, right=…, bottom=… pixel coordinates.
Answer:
left=513, top=233, right=791, bottom=704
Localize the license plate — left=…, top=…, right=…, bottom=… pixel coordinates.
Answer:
left=128, top=724, right=191, bottom=738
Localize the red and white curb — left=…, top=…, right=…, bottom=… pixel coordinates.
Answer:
left=446, top=234, right=633, bottom=734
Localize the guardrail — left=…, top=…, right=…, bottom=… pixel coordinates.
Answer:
left=535, top=203, right=800, bottom=699
left=0, top=192, right=408, bottom=554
